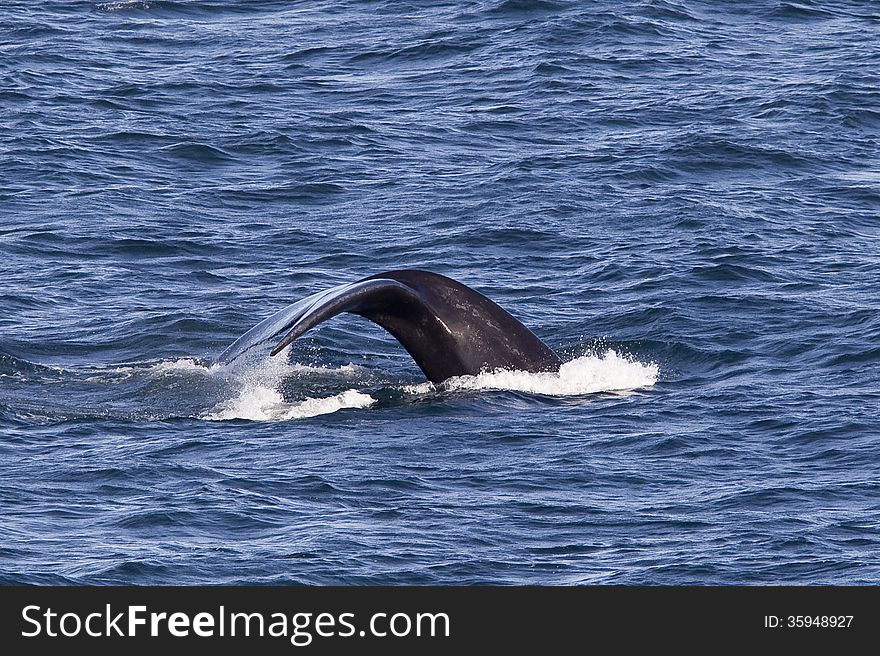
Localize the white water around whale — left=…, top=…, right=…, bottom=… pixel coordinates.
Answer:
left=6, top=347, right=657, bottom=423
left=404, top=350, right=659, bottom=397
left=204, top=349, right=658, bottom=421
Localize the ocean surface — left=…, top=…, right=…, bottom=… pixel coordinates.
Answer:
left=1, top=0, right=878, bottom=585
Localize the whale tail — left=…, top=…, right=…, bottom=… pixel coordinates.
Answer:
left=216, top=270, right=561, bottom=383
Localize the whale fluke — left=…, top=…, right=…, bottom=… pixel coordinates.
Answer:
left=216, top=269, right=561, bottom=383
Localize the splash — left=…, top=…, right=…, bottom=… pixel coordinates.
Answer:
left=404, top=350, right=658, bottom=396
left=204, top=387, right=375, bottom=421
left=202, top=354, right=375, bottom=421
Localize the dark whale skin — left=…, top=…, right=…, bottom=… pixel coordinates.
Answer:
left=217, top=269, right=561, bottom=384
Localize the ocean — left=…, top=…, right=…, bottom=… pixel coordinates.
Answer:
left=1, top=0, right=878, bottom=584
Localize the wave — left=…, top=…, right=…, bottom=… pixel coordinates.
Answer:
left=85, top=357, right=222, bottom=381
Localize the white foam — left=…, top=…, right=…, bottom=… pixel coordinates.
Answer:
left=84, top=348, right=654, bottom=422
left=201, top=353, right=375, bottom=421
left=92, top=356, right=366, bottom=381
left=147, top=358, right=218, bottom=374
left=203, top=387, right=375, bottom=421
left=403, top=350, right=658, bottom=396
left=97, top=1, right=154, bottom=10
left=85, top=357, right=219, bottom=382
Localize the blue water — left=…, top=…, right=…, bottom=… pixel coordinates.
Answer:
left=2, top=0, right=879, bottom=585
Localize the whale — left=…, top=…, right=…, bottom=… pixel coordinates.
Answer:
left=216, top=269, right=562, bottom=383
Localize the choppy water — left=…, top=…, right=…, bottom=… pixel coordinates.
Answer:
left=1, top=0, right=879, bottom=584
